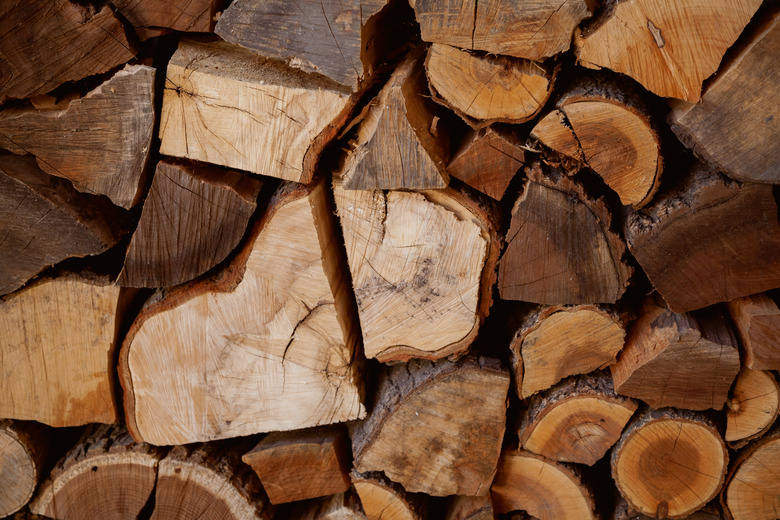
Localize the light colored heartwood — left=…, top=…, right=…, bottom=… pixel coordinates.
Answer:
left=726, top=368, right=779, bottom=446
left=725, top=431, right=780, bottom=520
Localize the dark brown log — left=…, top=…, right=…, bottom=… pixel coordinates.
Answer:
left=0, top=420, right=51, bottom=517
left=722, top=427, right=780, bottom=520
left=445, top=495, right=493, bottom=520
left=727, top=293, right=780, bottom=370
left=112, top=0, right=220, bottom=40
left=352, top=471, right=426, bottom=520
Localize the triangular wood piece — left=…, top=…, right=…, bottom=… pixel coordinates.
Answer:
left=352, top=471, right=426, bottom=520
left=727, top=293, right=780, bottom=370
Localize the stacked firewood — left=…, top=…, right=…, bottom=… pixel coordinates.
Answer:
left=1, top=0, right=779, bottom=518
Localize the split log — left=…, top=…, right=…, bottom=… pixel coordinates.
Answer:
left=727, top=293, right=780, bottom=370
left=0, top=154, right=127, bottom=296
left=611, top=296, right=740, bottom=411
left=499, top=162, right=632, bottom=304
left=574, top=0, right=762, bottom=102
left=0, top=420, right=50, bottom=517
left=334, top=177, right=499, bottom=362
left=241, top=425, right=351, bottom=504
left=447, top=126, right=524, bottom=201
left=518, top=372, right=638, bottom=465
left=120, top=178, right=365, bottom=445
left=0, top=64, right=156, bottom=209
left=0, top=0, right=135, bottom=104
left=118, top=160, right=262, bottom=288
left=215, top=0, right=389, bottom=91
left=510, top=305, right=626, bottom=399
left=425, top=43, right=554, bottom=127
left=612, top=409, right=728, bottom=519
left=112, top=0, right=219, bottom=40
left=624, top=164, right=780, bottom=313
left=159, top=38, right=353, bottom=184
left=725, top=369, right=779, bottom=449
left=445, top=495, right=493, bottom=520
left=0, top=274, right=124, bottom=427
left=340, top=52, right=450, bottom=190
left=352, top=471, right=426, bottom=520
left=491, top=450, right=596, bottom=519
left=289, top=491, right=366, bottom=520
left=351, top=357, right=510, bottom=496
left=722, top=427, right=780, bottom=520
left=531, top=77, right=662, bottom=208
left=412, top=0, right=594, bottom=61
left=29, top=424, right=164, bottom=520
left=669, top=6, right=780, bottom=184
left=151, top=442, right=273, bottom=520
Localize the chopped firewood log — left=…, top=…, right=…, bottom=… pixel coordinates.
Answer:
left=159, top=38, right=353, bottom=184
left=722, top=427, right=780, bottom=520
left=613, top=494, right=724, bottom=520
left=352, top=471, right=426, bottom=520
left=111, top=0, right=219, bottom=40
left=447, top=126, right=524, bottom=200
left=510, top=305, right=626, bottom=399
left=340, top=52, right=450, bottom=190
left=0, top=64, right=155, bottom=209
left=29, top=424, right=165, bottom=520
left=351, top=357, right=509, bottom=496
left=624, top=164, right=780, bottom=313
left=120, top=179, right=364, bottom=445
left=215, top=0, right=389, bottom=91
left=726, top=369, right=779, bottom=449
left=499, top=162, right=632, bottom=304
left=612, top=409, right=728, bottom=519
left=445, top=494, right=493, bottom=520
left=611, top=296, right=740, bottom=410
left=333, top=177, right=499, bottom=362
left=0, top=274, right=125, bottom=427
left=412, top=0, right=594, bottom=61
left=425, top=43, right=554, bottom=127
left=727, top=293, right=780, bottom=370
left=491, top=450, right=596, bottom=519
left=574, top=0, right=762, bottom=102
left=118, top=160, right=262, bottom=288
left=0, top=420, right=50, bottom=517
left=0, top=154, right=127, bottom=296
left=288, top=490, right=366, bottom=520
left=241, top=425, right=351, bottom=504
left=518, top=372, right=638, bottom=465
left=0, top=0, right=135, bottom=104
left=531, top=77, right=662, bottom=208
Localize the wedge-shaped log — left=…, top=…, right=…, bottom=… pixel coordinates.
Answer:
left=0, top=420, right=50, bottom=517
left=574, top=0, right=762, bottom=102
left=352, top=471, right=426, bottom=520
left=723, top=427, right=780, bottom=520
left=289, top=490, right=366, bottom=520
left=612, top=409, right=728, bottom=519
left=118, top=161, right=262, bottom=288
left=0, top=65, right=155, bottom=208
left=726, top=369, right=779, bottom=449
left=334, top=177, right=499, bottom=362
left=120, top=179, right=364, bottom=445
left=112, top=0, right=219, bottom=39
left=159, top=38, right=352, bottom=183
left=412, top=0, right=593, bottom=61
left=29, top=424, right=164, bottom=520
left=611, top=296, right=740, bottom=411
left=625, top=165, right=780, bottom=312
left=0, top=0, right=135, bottom=103
left=351, top=357, right=509, bottom=496
left=499, top=162, right=632, bottom=304
left=727, top=293, right=780, bottom=370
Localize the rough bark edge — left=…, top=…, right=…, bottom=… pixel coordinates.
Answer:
left=0, top=420, right=51, bottom=517
left=351, top=470, right=427, bottom=520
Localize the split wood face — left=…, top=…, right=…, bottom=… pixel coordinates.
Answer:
left=725, top=369, right=779, bottom=447
left=352, top=471, right=424, bottom=520
left=725, top=430, right=780, bottom=520
left=111, top=0, right=218, bottom=38
left=727, top=293, right=780, bottom=370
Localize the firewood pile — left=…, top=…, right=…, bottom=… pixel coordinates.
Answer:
left=1, top=0, right=779, bottom=518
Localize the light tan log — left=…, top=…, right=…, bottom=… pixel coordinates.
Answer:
left=289, top=490, right=367, bottom=520
left=491, top=450, right=596, bottom=519
left=29, top=424, right=164, bottom=520
left=111, top=0, right=219, bottom=39
left=723, top=427, right=780, bottom=520
left=334, top=176, right=499, bottom=362
left=120, top=179, right=364, bottom=445
left=241, top=425, right=351, bottom=504
left=412, top=0, right=594, bottom=61
left=0, top=420, right=50, bottom=517
left=0, top=274, right=124, bottom=427
left=159, top=38, right=352, bottom=183
left=351, top=357, right=509, bottom=496
left=425, top=43, right=554, bottom=127
left=352, top=471, right=426, bottom=520
left=0, top=64, right=155, bottom=208
left=118, top=160, right=262, bottom=288
left=612, top=409, right=728, bottom=519
left=574, top=0, right=762, bottom=102
left=445, top=495, right=493, bottom=520
left=727, top=293, right=780, bottom=370
left=518, top=372, right=638, bottom=465
left=152, top=442, right=272, bottom=520
left=510, top=305, right=626, bottom=399
left=726, top=369, right=779, bottom=449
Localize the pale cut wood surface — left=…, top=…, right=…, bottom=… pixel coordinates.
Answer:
left=0, top=420, right=49, bottom=517
left=289, top=491, right=367, bottom=520
left=112, top=0, right=218, bottom=38
left=159, top=38, right=352, bottom=183
left=120, top=180, right=364, bottom=445
left=0, top=64, right=155, bottom=208
left=727, top=293, right=780, bottom=370
left=575, top=0, right=762, bottom=101
left=724, top=428, right=780, bottom=520
left=0, top=275, right=121, bottom=427
left=725, top=369, right=779, bottom=448
left=352, top=471, right=424, bottom=520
